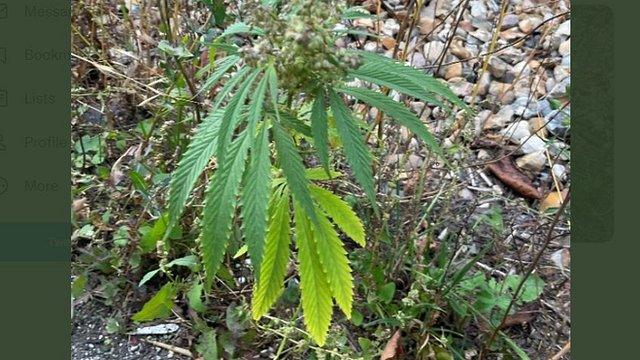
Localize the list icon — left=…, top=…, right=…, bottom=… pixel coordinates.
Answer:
left=0, top=90, right=6, bottom=107
left=0, top=133, right=6, bottom=151
left=0, top=47, right=5, bottom=64
left=0, top=4, right=7, bottom=19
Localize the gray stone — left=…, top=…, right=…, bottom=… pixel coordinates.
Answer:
left=484, top=106, right=514, bottom=130
left=519, top=135, right=546, bottom=154
left=423, top=41, right=445, bottom=63
left=516, top=151, right=546, bottom=172
left=489, top=56, right=510, bottom=79
left=545, top=108, right=570, bottom=137
left=555, top=20, right=571, bottom=37
left=552, top=164, right=567, bottom=180
left=502, top=121, right=532, bottom=141
left=501, top=14, right=520, bottom=29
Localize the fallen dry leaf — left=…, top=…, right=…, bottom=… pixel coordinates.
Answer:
left=539, top=189, right=569, bottom=212
left=486, top=157, right=541, bottom=199
left=381, top=330, right=403, bottom=360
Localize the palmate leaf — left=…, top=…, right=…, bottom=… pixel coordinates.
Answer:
left=327, top=89, right=377, bottom=208
left=310, top=89, right=330, bottom=172
left=200, top=130, right=251, bottom=283
left=338, top=85, right=443, bottom=156
left=241, top=124, right=271, bottom=277
left=351, top=50, right=469, bottom=111
left=313, top=208, right=354, bottom=318
left=293, top=201, right=332, bottom=346
left=309, top=184, right=365, bottom=247
left=252, top=188, right=291, bottom=319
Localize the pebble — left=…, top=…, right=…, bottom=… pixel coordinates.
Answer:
left=423, top=41, right=445, bottom=63
left=518, top=17, right=542, bottom=33
left=501, top=14, right=520, bottom=29
left=419, top=17, right=438, bottom=35
left=444, top=62, right=463, bottom=80
left=488, top=56, right=510, bottom=79
left=448, top=77, right=474, bottom=97
left=382, top=18, right=400, bottom=36
left=552, top=164, right=567, bottom=181
left=450, top=39, right=472, bottom=59
left=459, top=188, right=475, bottom=201
left=519, top=135, right=546, bottom=154
left=545, top=108, right=570, bottom=137
left=555, top=20, right=571, bottom=37
left=558, top=39, right=570, bottom=56
left=484, top=106, right=514, bottom=130
left=528, top=117, right=548, bottom=138
left=501, top=120, right=531, bottom=141
left=516, top=151, right=546, bottom=172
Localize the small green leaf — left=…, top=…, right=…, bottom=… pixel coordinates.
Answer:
left=132, top=283, right=177, bottom=322
left=378, top=282, right=396, bottom=304
left=187, top=282, right=206, bottom=313
left=196, top=329, right=219, bottom=360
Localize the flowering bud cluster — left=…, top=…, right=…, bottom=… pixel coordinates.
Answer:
left=240, top=0, right=361, bottom=94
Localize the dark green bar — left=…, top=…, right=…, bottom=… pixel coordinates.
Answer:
left=572, top=4, right=614, bottom=243
left=0, top=1, right=70, bottom=358
left=0, top=223, right=69, bottom=261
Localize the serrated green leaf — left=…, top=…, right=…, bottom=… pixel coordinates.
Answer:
left=165, top=109, right=223, bottom=240
left=294, top=201, right=332, bottom=346
left=216, top=69, right=260, bottom=166
left=200, top=131, right=251, bottom=283
left=349, top=50, right=469, bottom=111
left=252, top=189, right=291, bottom=319
left=338, top=85, right=443, bottom=156
left=310, top=89, right=330, bottom=172
left=272, top=122, right=319, bottom=224
left=132, top=282, right=177, bottom=322
left=242, top=124, right=271, bottom=277
left=187, top=281, right=206, bottom=313
left=327, top=89, right=377, bottom=208
left=313, top=209, right=354, bottom=318
left=198, top=55, right=241, bottom=95
left=309, top=184, right=365, bottom=247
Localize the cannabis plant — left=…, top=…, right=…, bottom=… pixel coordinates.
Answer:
left=165, top=0, right=467, bottom=345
